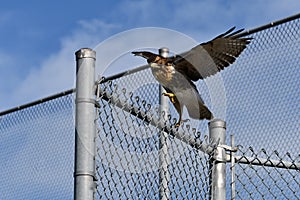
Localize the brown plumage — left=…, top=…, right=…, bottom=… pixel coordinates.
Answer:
left=132, top=27, right=252, bottom=126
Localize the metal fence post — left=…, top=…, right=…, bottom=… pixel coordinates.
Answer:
left=74, top=48, right=97, bottom=200
left=209, top=119, right=226, bottom=200
left=159, top=47, right=170, bottom=200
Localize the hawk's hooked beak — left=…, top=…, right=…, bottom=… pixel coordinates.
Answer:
left=132, top=51, right=146, bottom=58
left=132, top=51, right=157, bottom=60
left=132, top=51, right=141, bottom=56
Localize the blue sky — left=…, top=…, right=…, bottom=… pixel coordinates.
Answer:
left=0, top=0, right=299, bottom=111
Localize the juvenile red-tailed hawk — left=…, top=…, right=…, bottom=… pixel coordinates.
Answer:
left=132, top=27, right=252, bottom=126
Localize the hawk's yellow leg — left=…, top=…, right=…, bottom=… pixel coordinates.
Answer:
left=163, top=92, right=176, bottom=103
left=162, top=92, right=190, bottom=127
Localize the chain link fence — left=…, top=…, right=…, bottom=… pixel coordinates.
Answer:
left=95, top=14, right=300, bottom=199
left=234, top=147, right=300, bottom=199
left=96, top=80, right=216, bottom=199
left=0, top=14, right=299, bottom=199
left=0, top=92, right=75, bottom=199
left=227, top=15, right=300, bottom=199
left=224, top=16, right=299, bottom=156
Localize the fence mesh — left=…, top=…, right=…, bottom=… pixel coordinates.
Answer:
left=234, top=147, right=300, bottom=199
left=0, top=94, right=75, bottom=199
left=227, top=17, right=300, bottom=199
left=96, top=80, right=215, bottom=199
left=223, top=17, right=299, bottom=156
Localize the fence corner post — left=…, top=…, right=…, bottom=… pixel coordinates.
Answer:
left=74, top=48, right=97, bottom=200
left=208, top=119, right=227, bottom=200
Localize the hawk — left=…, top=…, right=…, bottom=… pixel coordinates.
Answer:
left=132, top=27, right=252, bottom=126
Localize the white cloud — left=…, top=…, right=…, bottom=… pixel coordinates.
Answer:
left=78, top=19, right=121, bottom=33
left=3, top=20, right=120, bottom=110
left=117, top=0, right=299, bottom=40
left=0, top=51, right=22, bottom=104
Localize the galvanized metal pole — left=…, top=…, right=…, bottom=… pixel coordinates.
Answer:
left=159, top=47, right=170, bottom=200
left=230, top=134, right=236, bottom=200
left=74, top=48, right=97, bottom=200
left=209, top=119, right=226, bottom=200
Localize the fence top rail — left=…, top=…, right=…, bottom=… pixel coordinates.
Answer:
left=96, top=85, right=215, bottom=154
left=235, top=155, right=300, bottom=170
left=235, top=12, right=300, bottom=38
left=0, top=89, right=75, bottom=116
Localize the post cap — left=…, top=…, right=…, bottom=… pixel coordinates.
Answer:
left=159, top=47, right=169, bottom=58
left=75, top=48, right=96, bottom=60
left=208, top=119, right=226, bottom=129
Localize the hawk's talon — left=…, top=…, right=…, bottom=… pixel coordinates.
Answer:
left=170, top=98, right=176, bottom=104
left=162, top=92, right=175, bottom=97
left=163, top=92, right=176, bottom=103
left=182, top=119, right=190, bottom=123
left=175, top=119, right=190, bottom=127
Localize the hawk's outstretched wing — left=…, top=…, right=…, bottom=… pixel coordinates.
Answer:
left=171, top=27, right=252, bottom=81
